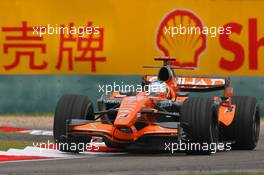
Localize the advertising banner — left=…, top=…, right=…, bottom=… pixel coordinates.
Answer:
left=0, top=0, right=264, bottom=75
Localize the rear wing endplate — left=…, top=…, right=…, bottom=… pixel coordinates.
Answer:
left=142, top=75, right=229, bottom=91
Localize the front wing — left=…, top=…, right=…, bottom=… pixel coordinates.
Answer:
left=67, top=119, right=179, bottom=144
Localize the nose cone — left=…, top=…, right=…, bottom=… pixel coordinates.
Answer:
left=114, top=95, right=148, bottom=127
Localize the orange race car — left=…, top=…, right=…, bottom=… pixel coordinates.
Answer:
left=53, top=57, right=260, bottom=154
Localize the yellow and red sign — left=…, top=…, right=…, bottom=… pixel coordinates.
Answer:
left=0, top=0, right=264, bottom=75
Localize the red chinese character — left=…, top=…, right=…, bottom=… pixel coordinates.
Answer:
left=56, top=22, right=106, bottom=72
left=2, top=21, right=47, bottom=70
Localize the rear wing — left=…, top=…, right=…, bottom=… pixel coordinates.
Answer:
left=142, top=75, right=230, bottom=91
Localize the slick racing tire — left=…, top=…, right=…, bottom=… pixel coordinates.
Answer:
left=221, top=96, right=260, bottom=150
left=53, top=94, right=94, bottom=153
left=181, top=97, right=219, bottom=155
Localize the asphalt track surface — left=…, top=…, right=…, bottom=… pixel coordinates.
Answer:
left=0, top=130, right=264, bottom=175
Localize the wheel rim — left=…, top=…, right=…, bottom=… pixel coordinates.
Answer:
left=252, top=106, right=260, bottom=145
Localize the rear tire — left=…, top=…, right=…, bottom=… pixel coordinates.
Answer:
left=181, top=97, right=219, bottom=155
left=53, top=94, right=94, bottom=152
left=221, top=96, right=260, bottom=150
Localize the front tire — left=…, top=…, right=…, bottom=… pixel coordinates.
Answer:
left=53, top=94, right=94, bottom=152
left=181, top=97, right=219, bottom=155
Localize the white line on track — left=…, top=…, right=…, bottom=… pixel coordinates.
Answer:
left=0, top=155, right=95, bottom=164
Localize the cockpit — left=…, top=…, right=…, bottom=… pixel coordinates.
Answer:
left=147, top=80, right=168, bottom=96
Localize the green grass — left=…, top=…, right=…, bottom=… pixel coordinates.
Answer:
left=166, top=173, right=264, bottom=175
left=0, top=131, right=28, bottom=135
left=0, top=112, right=53, bottom=116
left=0, top=132, right=33, bottom=151
left=195, top=173, right=264, bottom=174
left=0, top=140, right=34, bottom=151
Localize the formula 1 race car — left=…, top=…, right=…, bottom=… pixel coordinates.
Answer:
left=53, top=57, right=260, bottom=154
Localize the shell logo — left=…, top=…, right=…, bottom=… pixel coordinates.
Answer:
left=156, top=9, right=206, bottom=68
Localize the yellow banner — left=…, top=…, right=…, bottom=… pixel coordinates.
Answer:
left=0, top=0, right=264, bottom=75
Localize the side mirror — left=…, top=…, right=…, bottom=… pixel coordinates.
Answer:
left=224, top=86, right=234, bottom=98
